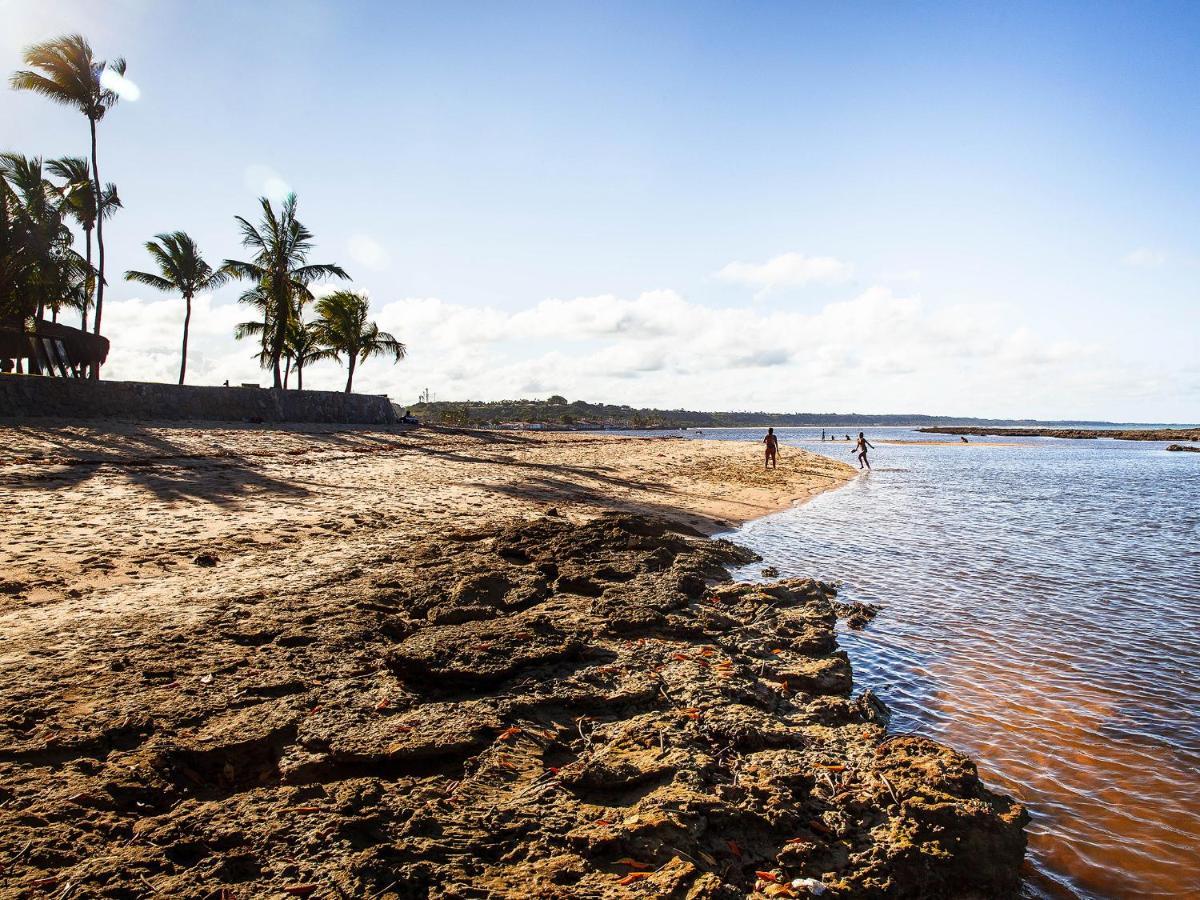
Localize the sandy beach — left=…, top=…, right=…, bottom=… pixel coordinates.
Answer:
left=0, top=423, right=1027, bottom=898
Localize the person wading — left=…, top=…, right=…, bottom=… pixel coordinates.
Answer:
left=852, top=431, right=875, bottom=470
left=763, top=427, right=779, bottom=469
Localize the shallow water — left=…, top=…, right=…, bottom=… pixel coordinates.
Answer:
left=625, top=427, right=1200, bottom=898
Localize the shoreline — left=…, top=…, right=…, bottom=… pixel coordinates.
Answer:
left=0, top=422, right=1026, bottom=897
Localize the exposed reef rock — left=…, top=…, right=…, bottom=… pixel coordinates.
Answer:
left=0, top=513, right=1026, bottom=898
left=920, top=426, right=1200, bottom=442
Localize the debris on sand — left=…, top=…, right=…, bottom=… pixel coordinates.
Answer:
left=0, top=513, right=1026, bottom=897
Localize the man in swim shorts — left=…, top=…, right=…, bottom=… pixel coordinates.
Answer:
left=852, top=431, right=875, bottom=470
left=763, top=427, right=779, bottom=469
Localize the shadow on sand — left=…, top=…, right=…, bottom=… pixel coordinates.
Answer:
left=0, top=423, right=310, bottom=506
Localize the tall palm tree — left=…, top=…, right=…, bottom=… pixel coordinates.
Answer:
left=46, top=156, right=120, bottom=331
left=125, top=232, right=227, bottom=385
left=283, top=319, right=336, bottom=391
left=313, top=290, right=406, bottom=393
left=224, top=194, right=348, bottom=388
left=11, top=33, right=126, bottom=374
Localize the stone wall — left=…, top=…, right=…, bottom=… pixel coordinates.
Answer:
left=0, top=376, right=398, bottom=425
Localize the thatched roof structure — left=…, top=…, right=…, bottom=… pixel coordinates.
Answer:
left=0, top=318, right=110, bottom=372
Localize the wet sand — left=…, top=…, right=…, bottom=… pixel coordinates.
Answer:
left=0, top=422, right=1027, bottom=898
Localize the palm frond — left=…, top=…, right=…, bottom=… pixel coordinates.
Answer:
left=9, top=70, right=80, bottom=109
left=234, top=320, right=266, bottom=339
left=367, top=331, right=407, bottom=362
left=124, top=269, right=174, bottom=292
left=293, top=262, right=350, bottom=283
left=222, top=259, right=265, bottom=281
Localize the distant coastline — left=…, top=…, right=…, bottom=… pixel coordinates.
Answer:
left=919, top=426, right=1200, bottom=442
left=408, top=397, right=1188, bottom=432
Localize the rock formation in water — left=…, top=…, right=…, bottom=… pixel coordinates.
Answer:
left=921, top=426, right=1200, bottom=442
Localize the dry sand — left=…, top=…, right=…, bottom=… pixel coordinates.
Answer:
left=0, top=425, right=849, bottom=623
left=0, top=423, right=1026, bottom=898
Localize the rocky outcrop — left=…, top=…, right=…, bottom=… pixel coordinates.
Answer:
left=920, top=426, right=1199, bottom=442
left=0, top=514, right=1026, bottom=897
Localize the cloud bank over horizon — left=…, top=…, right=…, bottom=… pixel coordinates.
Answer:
left=98, top=257, right=1196, bottom=423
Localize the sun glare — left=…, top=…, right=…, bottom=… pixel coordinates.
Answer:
left=99, top=66, right=140, bottom=101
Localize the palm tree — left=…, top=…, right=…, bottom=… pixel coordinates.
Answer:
left=46, top=156, right=120, bottom=331
left=125, top=232, right=228, bottom=384
left=224, top=194, right=348, bottom=388
left=11, top=34, right=127, bottom=374
left=283, top=319, right=336, bottom=390
left=0, top=153, right=88, bottom=328
left=313, top=290, right=406, bottom=393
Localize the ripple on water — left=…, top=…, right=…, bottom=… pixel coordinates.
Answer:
left=709, top=429, right=1200, bottom=900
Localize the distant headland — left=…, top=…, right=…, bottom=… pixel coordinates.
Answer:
left=407, top=396, right=1177, bottom=431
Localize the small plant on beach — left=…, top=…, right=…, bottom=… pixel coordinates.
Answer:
left=11, top=34, right=127, bottom=371
left=46, top=156, right=120, bottom=332
left=312, top=290, right=405, bottom=393
left=225, top=193, right=349, bottom=389
left=125, top=232, right=228, bottom=384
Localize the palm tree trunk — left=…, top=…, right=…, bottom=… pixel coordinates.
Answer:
left=81, top=226, right=93, bottom=331
left=179, top=293, right=192, bottom=385
left=297, top=362, right=303, bottom=391
left=89, top=116, right=105, bottom=379
left=283, top=355, right=291, bottom=390
left=345, top=355, right=356, bottom=393
left=270, top=320, right=284, bottom=388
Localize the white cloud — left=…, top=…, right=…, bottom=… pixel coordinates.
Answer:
left=1122, top=247, right=1167, bottom=267
left=346, top=285, right=1125, bottom=416
left=716, top=252, right=852, bottom=289
left=101, top=294, right=266, bottom=387
left=96, top=280, right=1179, bottom=420
left=347, top=234, right=390, bottom=271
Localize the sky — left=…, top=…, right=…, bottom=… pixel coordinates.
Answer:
left=3, top=0, right=1198, bottom=421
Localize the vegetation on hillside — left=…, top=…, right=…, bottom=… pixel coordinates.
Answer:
left=407, top=397, right=1084, bottom=429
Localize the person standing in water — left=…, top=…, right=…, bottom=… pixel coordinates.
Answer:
left=852, top=432, right=875, bottom=470
left=763, top=427, right=779, bottom=469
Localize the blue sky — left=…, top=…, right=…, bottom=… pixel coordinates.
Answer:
left=4, top=0, right=1197, bottom=420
